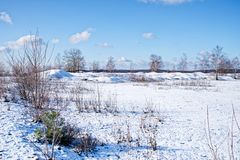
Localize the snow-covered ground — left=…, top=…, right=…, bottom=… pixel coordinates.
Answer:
left=0, top=70, right=240, bottom=159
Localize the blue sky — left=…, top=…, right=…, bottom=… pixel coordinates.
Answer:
left=0, top=0, right=240, bottom=65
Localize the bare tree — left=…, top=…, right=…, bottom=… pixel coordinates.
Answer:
left=63, top=49, right=85, bottom=72
left=106, top=56, right=115, bottom=72
left=91, top=61, right=99, bottom=72
left=219, top=56, right=232, bottom=73
left=149, top=54, right=164, bottom=72
left=197, top=51, right=211, bottom=72
left=210, top=45, right=225, bottom=80
left=231, top=57, right=240, bottom=79
left=178, top=53, right=188, bottom=71
left=7, top=33, right=51, bottom=113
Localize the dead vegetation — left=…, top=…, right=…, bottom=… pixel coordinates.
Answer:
left=206, top=106, right=240, bottom=160
left=71, top=82, right=119, bottom=113
left=158, top=79, right=213, bottom=90
left=6, top=33, right=51, bottom=121
left=0, top=77, right=7, bottom=100
left=111, top=100, right=162, bottom=155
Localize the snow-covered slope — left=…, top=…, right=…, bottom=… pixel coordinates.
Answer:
left=45, top=69, right=74, bottom=79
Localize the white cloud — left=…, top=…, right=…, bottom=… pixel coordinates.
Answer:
left=139, top=0, right=192, bottom=5
left=117, top=57, right=132, bottom=63
left=69, top=28, right=92, bottom=44
left=115, top=57, right=133, bottom=69
left=52, top=38, right=60, bottom=44
left=0, top=12, right=12, bottom=24
left=142, top=32, right=156, bottom=39
left=97, top=42, right=112, bottom=48
left=0, top=35, right=42, bottom=52
left=6, top=35, right=41, bottom=49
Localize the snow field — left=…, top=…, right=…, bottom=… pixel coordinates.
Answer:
left=0, top=71, right=239, bottom=159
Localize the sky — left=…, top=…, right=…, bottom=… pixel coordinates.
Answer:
left=0, top=0, right=240, bottom=68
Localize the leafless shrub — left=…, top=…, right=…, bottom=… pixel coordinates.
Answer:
left=113, top=127, right=124, bottom=144
left=51, top=81, right=68, bottom=110
left=115, top=122, right=133, bottom=145
left=129, top=74, right=149, bottom=82
left=140, top=100, right=162, bottom=151
left=73, top=82, right=119, bottom=113
left=140, top=115, right=159, bottom=151
left=74, top=133, right=99, bottom=155
left=149, top=133, right=157, bottom=151
left=205, top=106, right=240, bottom=160
left=103, top=91, right=118, bottom=113
left=72, top=81, right=96, bottom=113
left=136, top=130, right=141, bottom=147
left=139, top=100, right=162, bottom=151
left=0, top=67, right=17, bottom=103
left=77, top=83, right=103, bottom=113
left=0, top=62, right=6, bottom=76
left=93, top=83, right=102, bottom=112
left=0, top=77, right=7, bottom=100
left=7, top=33, right=51, bottom=120
left=206, top=107, right=221, bottom=160
left=227, top=106, right=240, bottom=160
left=175, top=80, right=212, bottom=90
left=73, top=82, right=85, bottom=112
left=142, top=99, right=157, bottom=115
left=126, top=123, right=133, bottom=144
left=158, top=80, right=212, bottom=90
left=61, top=124, right=80, bottom=146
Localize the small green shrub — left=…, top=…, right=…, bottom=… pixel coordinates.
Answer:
left=35, top=111, right=100, bottom=155
left=35, top=111, right=62, bottom=143
left=35, top=111, right=76, bottom=145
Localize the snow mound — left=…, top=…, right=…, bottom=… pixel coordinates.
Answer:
left=45, top=69, right=73, bottom=79
left=218, top=76, right=235, bottom=81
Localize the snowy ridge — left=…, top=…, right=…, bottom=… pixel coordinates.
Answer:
left=71, top=71, right=234, bottom=83
left=43, top=69, right=235, bottom=83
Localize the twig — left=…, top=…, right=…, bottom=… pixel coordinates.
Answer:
left=206, top=106, right=218, bottom=160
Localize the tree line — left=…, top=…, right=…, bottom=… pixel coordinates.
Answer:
left=51, top=45, right=239, bottom=80
left=0, top=35, right=239, bottom=80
